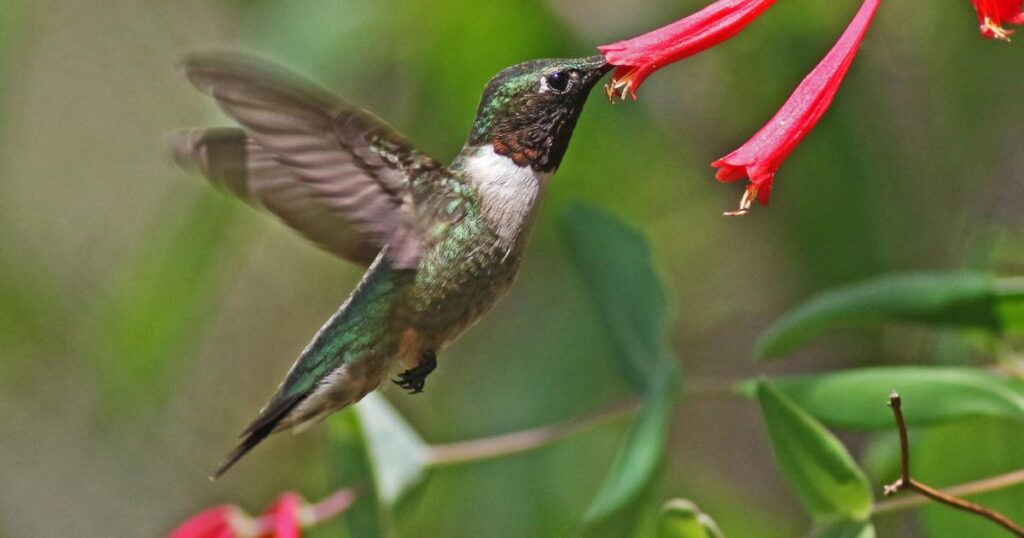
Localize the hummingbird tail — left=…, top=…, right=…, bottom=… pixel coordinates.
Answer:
left=210, top=393, right=306, bottom=480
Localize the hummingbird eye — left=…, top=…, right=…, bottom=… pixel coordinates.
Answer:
left=544, top=71, right=571, bottom=93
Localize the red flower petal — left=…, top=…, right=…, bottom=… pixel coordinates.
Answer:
left=169, top=505, right=242, bottom=538
left=971, top=0, right=1024, bottom=40
left=711, top=0, right=881, bottom=215
left=598, top=0, right=777, bottom=100
left=259, top=492, right=303, bottom=538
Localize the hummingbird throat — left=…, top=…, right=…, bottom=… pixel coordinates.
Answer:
left=464, top=145, right=551, bottom=249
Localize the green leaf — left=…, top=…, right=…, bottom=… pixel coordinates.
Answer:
left=584, top=377, right=677, bottom=524
left=757, top=381, right=874, bottom=522
left=561, top=203, right=681, bottom=525
left=561, top=202, right=676, bottom=393
left=737, top=367, right=1024, bottom=430
left=813, top=520, right=876, bottom=538
left=654, top=499, right=724, bottom=538
left=755, top=272, right=1023, bottom=360
left=354, top=393, right=430, bottom=511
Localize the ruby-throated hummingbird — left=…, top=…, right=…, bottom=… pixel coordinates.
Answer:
left=170, top=53, right=612, bottom=477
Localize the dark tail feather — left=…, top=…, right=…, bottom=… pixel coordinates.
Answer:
left=210, top=394, right=305, bottom=479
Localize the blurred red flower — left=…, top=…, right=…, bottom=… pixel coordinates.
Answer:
left=169, top=505, right=242, bottom=538
left=970, top=0, right=1024, bottom=40
left=259, top=493, right=303, bottom=538
left=169, top=492, right=306, bottom=538
left=598, top=0, right=777, bottom=100
left=712, top=0, right=881, bottom=215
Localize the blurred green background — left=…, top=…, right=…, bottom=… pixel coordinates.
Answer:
left=0, top=0, right=1021, bottom=536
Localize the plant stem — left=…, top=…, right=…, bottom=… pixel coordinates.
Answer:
left=874, top=469, right=1024, bottom=515
left=302, top=487, right=360, bottom=525
left=425, top=398, right=640, bottom=466
left=881, top=392, right=1024, bottom=537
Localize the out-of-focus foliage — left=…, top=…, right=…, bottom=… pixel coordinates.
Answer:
left=562, top=203, right=681, bottom=526
left=756, top=273, right=1024, bottom=359
left=1, top=0, right=1023, bottom=537
left=917, top=418, right=1024, bottom=538
left=655, top=499, right=723, bottom=538
left=737, top=366, right=1024, bottom=429
left=756, top=381, right=873, bottom=523
left=814, top=520, right=877, bottom=538
left=353, top=394, right=429, bottom=516
left=81, top=193, right=241, bottom=410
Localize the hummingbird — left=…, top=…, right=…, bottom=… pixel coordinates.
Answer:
left=169, top=52, right=612, bottom=477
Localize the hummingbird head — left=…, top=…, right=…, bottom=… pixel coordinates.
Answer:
left=465, top=55, right=612, bottom=173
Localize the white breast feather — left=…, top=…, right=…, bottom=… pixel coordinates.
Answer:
left=463, top=146, right=551, bottom=249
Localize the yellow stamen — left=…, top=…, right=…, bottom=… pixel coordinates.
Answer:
left=983, top=17, right=1013, bottom=41
left=604, top=70, right=639, bottom=103
left=723, top=185, right=758, bottom=217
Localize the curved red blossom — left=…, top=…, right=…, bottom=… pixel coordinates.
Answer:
left=258, top=492, right=303, bottom=538
left=169, top=505, right=242, bottom=538
left=598, top=0, right=777, bottom=100
left=712, top=0, right=881, bottom=215
left=971, top=0, right=1024, bottom=40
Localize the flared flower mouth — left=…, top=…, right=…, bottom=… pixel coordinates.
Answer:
left=972, top=0, right=1024, bottom=40
left=604, top=66, right=642, bottom=102
left=598, top=0, right=778, bottom=102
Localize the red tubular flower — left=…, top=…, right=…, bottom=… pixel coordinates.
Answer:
left=970, top=0, right=1024, bottom=40
left=712, top=0, right=881, bottom=215
left=258, top=493, right=303, bottom=538
left=598, top=0, right=777, bottom=100
left=169, top=505, right=244, bottom=538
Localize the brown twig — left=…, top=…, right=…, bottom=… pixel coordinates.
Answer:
left=882, top=391, right=1024, bottom=537
left=875, top=469, right=1024, bottom=515
left=425, top=398, right=640, bottom=466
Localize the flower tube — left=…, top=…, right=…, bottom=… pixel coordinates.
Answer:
left=598, top=0, right=778, bottom=101
left=712, top=0, right=882, bottom=215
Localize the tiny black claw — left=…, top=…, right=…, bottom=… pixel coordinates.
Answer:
left=392, top=351, right=437, bottom=395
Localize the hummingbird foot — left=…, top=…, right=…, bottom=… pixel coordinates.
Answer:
left=393, top=351, right=437, bottom=394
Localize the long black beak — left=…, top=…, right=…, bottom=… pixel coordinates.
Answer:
left=580, top=55, right=615, bottom=88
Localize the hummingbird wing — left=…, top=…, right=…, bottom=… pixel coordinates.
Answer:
left=169, top=53, right=444, bottom=268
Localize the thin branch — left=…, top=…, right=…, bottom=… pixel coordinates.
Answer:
left=425, top=398, right=640, bottom=466
left=874, top=469, right=1024, bottom=515
left=882, top=391, right=1024, bottom=537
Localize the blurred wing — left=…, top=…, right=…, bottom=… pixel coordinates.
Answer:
left=170, top=53, right=443, bottom=268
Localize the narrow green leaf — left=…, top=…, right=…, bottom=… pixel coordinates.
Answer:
left=584, top=376, right=677, bottom=524
left=813, top=520, right=876, bottom=538
left=354, top=393, right=430, bottom=509
left=757, top=381, right=873, bottom=522
left=737, top=367, right=1024, bottom=430
left=561, top=203, right=681, bottom=524
left=80, top=191, right=240, bottom=409
left=756, top=272, right=1012, bottom=360
left=561, top=202, right=675, bottom=393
